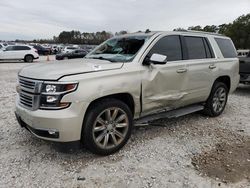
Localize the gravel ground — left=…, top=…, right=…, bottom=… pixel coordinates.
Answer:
left=0, top=62, right=250, bottom=188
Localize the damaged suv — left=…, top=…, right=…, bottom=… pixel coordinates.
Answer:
left=15, top=31, right=239, bottom=155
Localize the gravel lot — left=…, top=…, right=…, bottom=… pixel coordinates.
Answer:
left=0, top=62, right=249, bottom=188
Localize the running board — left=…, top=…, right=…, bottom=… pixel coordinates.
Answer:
left=134, top=104, right=204, bottom=125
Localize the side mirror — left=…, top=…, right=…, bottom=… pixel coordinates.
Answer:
left=150, top=53, right=167, bottom=64
left=143, top=53, right=167, bottom=65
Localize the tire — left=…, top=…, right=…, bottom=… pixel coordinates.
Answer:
left=24, top=55, right=33, bottom=63
left=203, top=82, right=228, bottom=117
left=82, top=98, right=133, bottom=155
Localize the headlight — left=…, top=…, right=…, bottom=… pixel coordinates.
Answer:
left=40, top=82, right=78, bottom=110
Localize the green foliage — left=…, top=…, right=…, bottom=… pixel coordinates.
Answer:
left=177, top=14, right=250, bottom=49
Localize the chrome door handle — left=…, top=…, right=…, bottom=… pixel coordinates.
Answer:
left=209, top=64, right=216, bottom=69
left=177, top=68, right=187, bottom=73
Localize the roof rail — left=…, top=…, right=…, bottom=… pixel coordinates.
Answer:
left=180, top=30, right=224, bottom=36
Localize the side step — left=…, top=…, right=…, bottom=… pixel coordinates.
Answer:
left=134, top=104, right=204, bottom=125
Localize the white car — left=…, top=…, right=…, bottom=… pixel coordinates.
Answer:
left=62, top=46, right=79, bottom=53
left=0, top=45, right=39, bottom=62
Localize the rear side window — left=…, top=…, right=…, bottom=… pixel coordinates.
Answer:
left=215, top=38, right=237, bottom=58
left=148, top=35, right=182, bottom=61
left=14, top=46, right=31, bottom=50
left=185, top=36, right=207, bottom=59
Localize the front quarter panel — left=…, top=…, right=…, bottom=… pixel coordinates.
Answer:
left=60, top=63, right=142, bottom=118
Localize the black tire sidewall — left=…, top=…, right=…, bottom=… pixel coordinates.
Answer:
left=25, top=55, right=33, bottom=63
left=82, top=99, right=133, bottom=155
left=205, top=82, right=228, bottom=117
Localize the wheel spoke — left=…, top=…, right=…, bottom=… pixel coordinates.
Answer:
left=94, top=125, right=106, bottom=132
left=111, top=133, right=118, bottom=146
left=97, top=117, right=106, bottom=125
left=114, top=130, right=124, bottom=139
left=115, top=114, right=126, bottom=123
left=116, top=123, right=128, bottom=128
left=112, top=109, right=119, bottom=121
left=103, top=134, right=109, bottom=147
left=96, top=132, right=106, bottom=143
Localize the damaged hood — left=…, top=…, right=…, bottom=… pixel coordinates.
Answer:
left=18, top=58, right=124, bottom=80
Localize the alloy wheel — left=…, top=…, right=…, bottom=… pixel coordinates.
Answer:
left=92, top=107, right=129, bottom=149
left=212, top=87, right=227, bottom=113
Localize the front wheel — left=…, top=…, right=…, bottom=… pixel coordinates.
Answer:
left=203, top=82, right=228, bottom=117
left=82, top=99, right=133, bottom=155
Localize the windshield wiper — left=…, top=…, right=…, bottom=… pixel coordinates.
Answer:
left=87, top=56, right=116, bottom=62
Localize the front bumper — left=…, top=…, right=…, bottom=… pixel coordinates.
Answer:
left=15, top=100, right=88, bottom=142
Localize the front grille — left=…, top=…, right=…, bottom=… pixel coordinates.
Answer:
left=18, top=76, right=42, bottom=110
left=19, top=77, right=36, bottom=93
left=19, top=92, right=33, bottom=108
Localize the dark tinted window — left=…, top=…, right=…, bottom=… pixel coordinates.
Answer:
left=215, top=38, right=237, bottom=58
left=185, top=36, right=206, bottom=59
left=14, top=46, right=31, bottom=50
left=148, top=35, right=182, bottom=61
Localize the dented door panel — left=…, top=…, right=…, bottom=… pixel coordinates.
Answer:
left=141, top=61, right=188, bottom=116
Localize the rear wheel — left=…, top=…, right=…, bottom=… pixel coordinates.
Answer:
left=24, top=55, right=33, bottom=63
left=82, top=99, right=133, bottom=155
left=203, top=82, right=228, bottom=117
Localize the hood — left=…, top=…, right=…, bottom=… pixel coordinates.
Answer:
left=19, top=58, right=124, bottom=80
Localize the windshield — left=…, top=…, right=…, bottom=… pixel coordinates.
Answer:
left=86, top=35, right=150, bottom=62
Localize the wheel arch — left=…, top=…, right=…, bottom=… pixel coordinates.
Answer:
left=24, top=54, right=34, bottom=59
left=214, top=75, right=231, bottom=91
left=84, top=93, right=135, bottom=120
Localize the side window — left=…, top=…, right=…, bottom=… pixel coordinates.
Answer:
left=184, top=36, right=207, bottom=59
left=15, top=46, right=30, bottom=50
left=215, top=38, right=237, bottom=58
left=148, top=35, right=182, bottom=61
left=5, top=46, right=14, bottom=51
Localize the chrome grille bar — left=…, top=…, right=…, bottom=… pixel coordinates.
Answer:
left=18, top=76, right=42, bottom=110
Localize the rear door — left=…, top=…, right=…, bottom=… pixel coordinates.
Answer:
left=181, top=35, right=215, bottom=105
left=15, top=46, right=30, bottom=59
left=141, top=35, right=189, bottom=116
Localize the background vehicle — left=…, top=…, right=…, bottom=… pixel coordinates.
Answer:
left=0, top=43, right=8, bottom=50
left=32, top=44, right=51, bottom=55
left=239, top=52, right=250, bottom=84
left=15, top=31, right=239, bottom=155
left=62, top=46, right=79, bottom=53
left=0, top=45, right=39, bottom=62
left=237, top=49, right=249, bottom=57
left=56, top=49, right=88, bottom=60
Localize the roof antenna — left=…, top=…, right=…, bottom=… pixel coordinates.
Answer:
left=145, top=29, right=151, bottom=33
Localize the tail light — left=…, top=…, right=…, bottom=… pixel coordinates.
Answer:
left=35, top=50, right=38, bottom=54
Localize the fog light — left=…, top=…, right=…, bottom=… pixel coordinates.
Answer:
left=46, top=96, right=57, bottom=103
left=48, top=130, right=57, bottom=135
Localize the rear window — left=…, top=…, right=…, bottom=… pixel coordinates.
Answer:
left=215, top=38, right=237, bottom=58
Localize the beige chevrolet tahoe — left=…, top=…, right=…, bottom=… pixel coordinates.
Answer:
left=15, top=31, right=239, bottom=155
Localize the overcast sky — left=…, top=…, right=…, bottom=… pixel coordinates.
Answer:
left=0, top=0, right=249, bottom=40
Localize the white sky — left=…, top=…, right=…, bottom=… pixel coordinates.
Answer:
left=0, top=0, right=249, bottom=40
